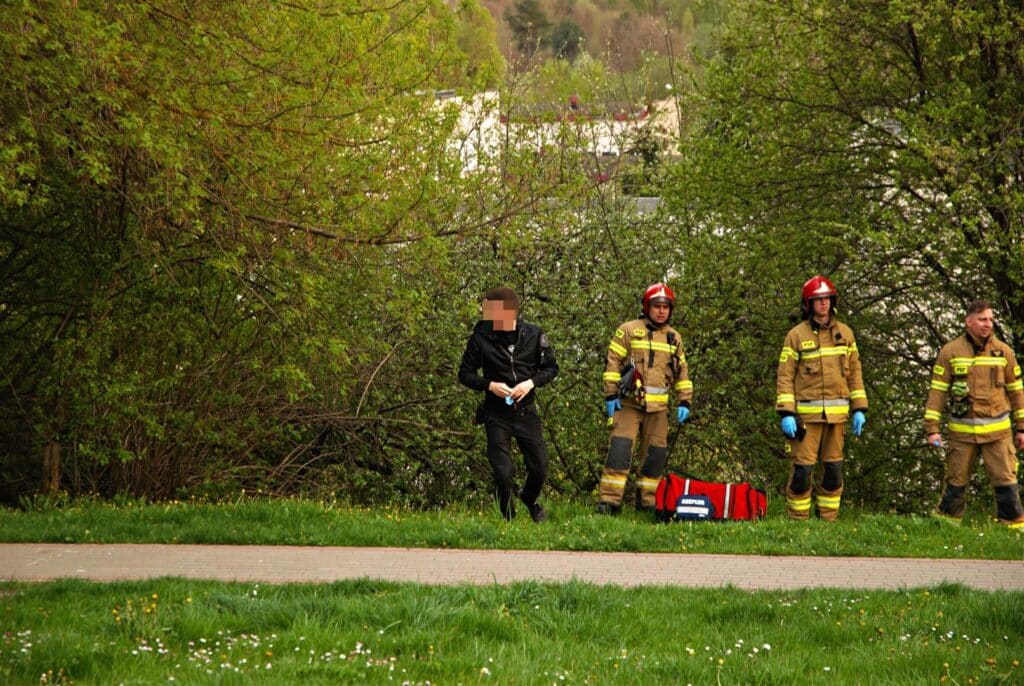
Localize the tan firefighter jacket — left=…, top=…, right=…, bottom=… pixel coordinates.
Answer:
left=776, top=317, right=867, bottom=424
left=923, top=332, right=1024, bottom=444
left=603, top=318, right=693, bottom=413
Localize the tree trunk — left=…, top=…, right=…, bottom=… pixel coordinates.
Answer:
left=42, top=440, right=61, bottom=493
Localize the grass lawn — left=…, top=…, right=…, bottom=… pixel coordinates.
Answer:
left=1, top=496, right=1022, bottom=559
left=1, top=578, right=1021, bottom=685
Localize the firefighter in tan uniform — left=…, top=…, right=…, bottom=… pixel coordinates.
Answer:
left=776, top=276, right=867, bottom=521
left=597, top=283, right=693, bottom=514
left=924, top=300, right=1024, bottom=528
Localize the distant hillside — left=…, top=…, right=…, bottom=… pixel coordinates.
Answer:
left=480, top=0, right=727, bottom=70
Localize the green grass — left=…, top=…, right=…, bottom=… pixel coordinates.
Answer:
left=1, top=578, right=1021, bottom=685
left=2, top=496, right=1023, bottom=559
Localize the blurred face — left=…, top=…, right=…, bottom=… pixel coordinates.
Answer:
left=483, top=299, right=517, bottom=331
left=965, top=308, right=994, bottom=340
left=648, top=301, right=671, bottom=325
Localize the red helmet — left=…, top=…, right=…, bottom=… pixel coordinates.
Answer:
left=642, top=282, right=675, bottom=314
left=800, top=275, right=838, bottom=318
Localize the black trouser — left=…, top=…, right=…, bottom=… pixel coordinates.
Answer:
left=484, top=405, right=549, bottom=517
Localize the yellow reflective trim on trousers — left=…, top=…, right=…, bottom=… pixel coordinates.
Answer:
left=799, top=346, right=849, bottom=360
left=930, top=380, right=950, bottom=391
left=849, top=390, right=867, bottom=400
left=1008, top=520, right=1024, bottom=530
left=816, top=495, right=841, bottom=509
left=600, top=474, right=627, bottom=487
left=948, top=417, right=1011, bottom=434
left=638, top=477, right=660, bottom=491
left=924, top=409, right=942, bottom=421
left=674, top=380, right=693, bottom=391
left=603, top=372, right=621, bottom=382
left=646, top=393, right=669, bottom=404
left=609, top=341, right=627, bottom=356
left=1007, top=381, right=1023, bottom=391
left=787, top=496, right=811, bottom=512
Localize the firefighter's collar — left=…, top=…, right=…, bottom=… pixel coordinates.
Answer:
left=965, top=330, right=990, bottom=352
left=809, top=316, right=832, bottom=332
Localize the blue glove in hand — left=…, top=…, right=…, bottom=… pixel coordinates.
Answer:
left=605, top=398, right=622, bottom=418
left=781, top=416, right=797, bottom=438
left=677, top=406, right=690, bottom=424
left=851, top=410, right=866, bottom=437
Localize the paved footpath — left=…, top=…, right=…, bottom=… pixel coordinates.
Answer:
left=2, top=544, right=1023, bottom=591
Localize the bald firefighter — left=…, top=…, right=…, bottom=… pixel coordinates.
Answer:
left=597, top=282, right=693, bottom=514
left=924, top=300, right=1024, bottom=528
left=776, top=275, right=867, bottom=521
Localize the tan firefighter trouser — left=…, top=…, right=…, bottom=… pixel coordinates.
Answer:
left=936, top=437, right=1021, bottom=521
left=599, top=402, right=668, bottom=509
left=784, top=422, right=845, bottom=521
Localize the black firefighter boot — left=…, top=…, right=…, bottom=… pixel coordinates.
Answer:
left=994, top=484, right=1024, bottom=528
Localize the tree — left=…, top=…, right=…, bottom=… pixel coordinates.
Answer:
left=662, top=0, right=1024, bottom=511
left=505, top=0, right=552, bottom=60
left=550, top=19, right=586, bottom=62
left=0, top=1, right=479, bottom=500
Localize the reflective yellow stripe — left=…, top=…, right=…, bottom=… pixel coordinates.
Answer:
left=948, top=417, right=1011, bottom=434
left=674, top=380, right=693, bottom=391
left=646, top=393, right=669, bottom=404
left=951, top=356, right=1007, bottom=368
left=1015, top=365, right=1021, bottom=376
left=924, top=409, right=942, bottom=421
left=816, top=495, right=841, bottom=509
left=1014, top=409, right=1024, bottom=420
left=609, top=341, right=627, bottom=356
left=600, top=474, right=627, bottom=487
left=849, top=390, right=867, bottom=400
left=933, top=364, right=945, bottom=375
left=930, top=380, right=950, bottom=391
left=638, top=477, right=660, bottom=492
left=678, top=353, right=687, bottom=364
left=787, top=496, right=811, bottom=512
left=779, top=346, right=796, bottom=363
left=1007, top=381, right=1023, bottom=391
left=776, top=393, right=795, bottom=404
left=797, top=405, right=850, bottom=417
left=603, top=372, right=621, bottom=382
left=799, top=345, right=849, bottom=360
left=1008, top=520, right=1024, bottom=530
left=631, top=341, right=675, bottom=353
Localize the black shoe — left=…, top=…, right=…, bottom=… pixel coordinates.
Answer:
left=596, top=502, right=621, bottom=515
left=526, top=503, right=547, bottom=523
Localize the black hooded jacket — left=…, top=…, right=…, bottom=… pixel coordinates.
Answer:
left=458, top=319, right=558, bottom=413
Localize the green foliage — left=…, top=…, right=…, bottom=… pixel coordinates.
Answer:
left=505, top=0, right=553, bottom=58
left=661, top=0, right=1024, bottom=509
left=550, top=19, right=586, bottom=62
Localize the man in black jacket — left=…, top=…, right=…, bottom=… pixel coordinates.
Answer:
left=458, top=287, right=558, bottom=522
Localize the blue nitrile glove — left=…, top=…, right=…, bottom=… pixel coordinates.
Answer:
left=505, top=395, right=514, bottom=405
left=781, top=416, right=797, bottom=438
left=851, top=410, right=866, bottom=437
left=677, top=406, right=690, bottom=424
left=605, top=398, right=622, bottom=418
